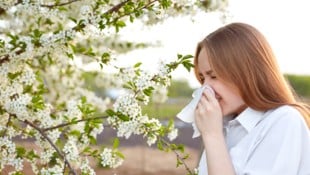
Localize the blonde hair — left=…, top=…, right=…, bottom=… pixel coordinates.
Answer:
left=194, top=22, right=310, bottom=127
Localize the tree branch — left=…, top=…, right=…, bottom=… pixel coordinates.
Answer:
left=0, top=0, right=22, bottom=15
left=0, top=0, right=159, bottom=62
left=24, top=120, right=77, bottom=175
left=160, top=138, right=195, bottom=175
left=43, top=116, right=108, bottom=132
left=1, top=114, right=12, bottom=137
left=104, top=0, right=158, bottom=18
left=40, top=0, right=81, bottom=9
left=104, top=0, right=131, bottom=15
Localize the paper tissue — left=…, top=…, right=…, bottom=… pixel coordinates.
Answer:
left=176, top=85, right=215, bottom=138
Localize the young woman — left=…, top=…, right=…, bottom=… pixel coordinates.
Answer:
left=194, top=22, right=310, bottom=175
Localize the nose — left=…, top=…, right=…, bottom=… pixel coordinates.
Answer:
left=202, top=80, right=215, bottom=89
left=202, top=80, right=213, bottom=88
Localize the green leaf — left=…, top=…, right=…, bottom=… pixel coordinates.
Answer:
left=176, top=158, right=183, bottom=167
left=134, top=62, right=142, bottom=68
left=81, top=96, right=87, bottom=104
left=167, top=119, right=174, bottom=129
left=116, top=20, right=126, bottom=27
left=182, top=54, right=193, bottom=60
left=160, top=0, right=172, bottom=9
left=105, top=109, right=116, bottom=116
left=69, top=17, right=77, bottom=23
left=89, top=136, right=97, bottom=144
left=69, top=130, right=81, bottom=137
left=182, top=61, right=194, bottom=72
left=113, top=138, right=120, bottom=149
left=117, top=113, right=130, bottom=121
left=66, top=52, right=74, bottom=59
left=7, top=71, right=22, bottom=80
left=101, top=52, right=110, bottom=64
left=82, top=146, right=91, bottom=154
left=11, top=172, right=23, bottom=175
left=143, top=87, right=154, bottom=96
left=16, top=147, right=26, bottom=158
left=115, top=151, right=125, bottom=159
left=177, top=54, right=182, bottom=59
left=26, top=150, right=39, bottom=160
left=177, top=144, right=185, bottom=153
left=157, top=139, right=164, bottom=151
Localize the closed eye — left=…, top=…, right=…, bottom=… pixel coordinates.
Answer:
left=210, top=75, right=217, bottom=79
left=198, top=73, right=205, bottom=83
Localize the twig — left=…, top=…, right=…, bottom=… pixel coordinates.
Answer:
left=24, top=120, right=77, bottom=175
left=105, top=0, right=158, bottom=21
left=0, top=49, right=23, bottom=65
left=1, top=0, right=159, bottom=62
left=160, top=138, right=195, bottom=175
left=1, top=114, right=12, bottom=137
left=104, top=0, right=131, bottom=15
left=40, top=0, right=81, bottom=8
left=43, top=116, right=108, bottom=131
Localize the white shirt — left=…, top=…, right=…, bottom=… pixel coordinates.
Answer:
left=198, top=105, right=310, bottom=175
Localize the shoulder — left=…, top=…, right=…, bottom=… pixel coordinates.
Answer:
left=264, top=105, right=307, bottom=131
left=268, top=105, right=301, bottom=117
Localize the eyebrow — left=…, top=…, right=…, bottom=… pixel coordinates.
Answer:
left=205, top=70, right=213, bottom=75
left=198, top=70, right=213, bottom=77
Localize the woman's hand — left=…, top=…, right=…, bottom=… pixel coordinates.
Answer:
left=195, top=89, right=236, bottom=175
left=195, top=89, right=223, bottom=137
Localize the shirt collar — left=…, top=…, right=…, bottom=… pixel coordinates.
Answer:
left=234, top=107, right=265, bottom=132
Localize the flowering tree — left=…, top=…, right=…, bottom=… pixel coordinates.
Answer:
left=0, top=0, right=228, bottom=174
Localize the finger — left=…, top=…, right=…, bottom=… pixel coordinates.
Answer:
left=198, top=95, right=211, bottom=109
left=203, top=89, right=216, bottom=103
left=197, top=98, right=212, bottom=114
left=195, top=102, right=204, bottom=116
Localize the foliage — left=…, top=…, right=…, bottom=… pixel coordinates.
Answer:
left=285, top=74, right=310, bottom=98
left=168, top=79, right=193, bottom=98
left=0, top=0, right=227, bottom=174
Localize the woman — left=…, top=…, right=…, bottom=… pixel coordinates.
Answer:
left=194, top=22, right=310, bottom=175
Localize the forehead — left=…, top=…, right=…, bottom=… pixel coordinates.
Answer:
left=197, top=48, right=211, bottom=73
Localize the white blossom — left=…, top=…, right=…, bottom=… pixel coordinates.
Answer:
left=117, top=67, right=136, bottom=83
left=0, top=0, right=214, bottom=174
left=90, top=124, right=104, bottom=138
left=0, top=113, right=10, bottom=131
left=40, top=149, right=55, bottom=164
left=34, top=104, right=59, bottom=128
left=4, top=93, right=32, bottom=121
left=113, top=93, right=141, bottom=118
left=65, top=100, right=83, bottom=121
left=117, top=120, right=140, bottom=139
left=0, top=0, right=17, bottom=10
left=63, top=137, right=79, bottom=162
left=40, top=164, right=63, bottom=175
left=80, top=158, right=95, bottom=175
left=147, top=134, right=157, bottom=146
left=47, top=129, right=61, bottom=144
left=134, top=70, right=154, bottom=91
left=157, top=59, right=170, bottom=77
left=168, top=128, right=178, bottom=141
left=18, top=66, right=36, bottom=85
left=100, top=148, right=124, bottom=168
left=0, top=137, right=24, bottom=171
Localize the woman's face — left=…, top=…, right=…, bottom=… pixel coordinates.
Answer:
left=197, top=48, right=246, bottom=117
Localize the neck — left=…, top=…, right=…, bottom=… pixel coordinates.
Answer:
left=233, top=104, right=248, bottom=117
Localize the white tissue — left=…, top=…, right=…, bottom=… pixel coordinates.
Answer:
left=176, top=85, right=215, bottom=138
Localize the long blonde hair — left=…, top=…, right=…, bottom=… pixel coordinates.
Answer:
left=194, top=22, right=310, bottom=127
